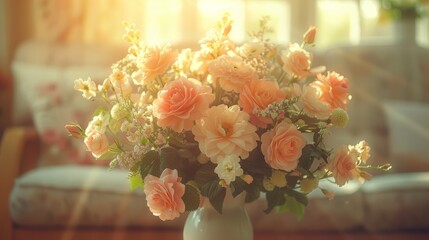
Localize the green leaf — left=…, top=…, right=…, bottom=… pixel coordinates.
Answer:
left=284, top=188, right=308, bottom=206
left=129, top=173, right=144, bottom=190
left=264, top=189, right=286, bottom=214
left=140, top=150, right=160, bottom=179
left=182, top=184, right=201, bottom=211
left=195, top=163, right=225, bottom=213
left=93, top=106, right=108, bottom=117
left=276, top=195, right=306, bottom=219
left=207, top=184, right=226, bottom=214
left=195, top=163, right=217, bottom=185
left=159, top=146, right=183, bottom=172
left=245, top=184, right=260, bottom=203
left=298, top=144, right=317, bottom=170
left=97, top=144, right=121, bottom=161
left=241, top=146, right=271, bottom=176
left=230, top=177, right=247, bottom=197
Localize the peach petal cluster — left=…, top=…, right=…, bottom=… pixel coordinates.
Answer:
left=84, top=130, right=109, bottom=158
left=261, top=122, right=306, bottom=172
left=153, top=77, right=215, bottom=133
left=192, top=105, right=259, bottom=163
left=281, top=43, right=312, bottom=78
left=144, top=169, right=185, bottom=221
left=311, top=71, right=350, bottom=110
left=300, top=85, right=332, bottom=120
left=208, top=55, right=258, bottom=93
left=136, top=45, right=178, bottom=85
left=239, top=78, right=286, bottom=128
left=326, top=145, right=360, bottom=186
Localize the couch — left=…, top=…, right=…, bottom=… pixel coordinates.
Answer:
left=1, top=40, right=429, bottom=240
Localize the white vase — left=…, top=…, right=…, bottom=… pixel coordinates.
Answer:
left=183, top=190, right=253, bottom=240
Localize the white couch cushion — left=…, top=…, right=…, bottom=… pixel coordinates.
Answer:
left=361, top=173, right=429, bottom=231
left=10, top=165, right=185, bottom=228
left=10, top=165, right=365, bottom=231
left=383, top=101, right=429, bottom=173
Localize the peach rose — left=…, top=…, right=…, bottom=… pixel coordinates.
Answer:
left=84, top=130, right=109, bottom=158
left=281, top=43, right=311, bottom=78
left=144, top=169, right=185, bottom=221
left=311, top=71, right=351, bottom=110
left=136, top=45, right=178, bottom=85
left=300, top=85, right=332, bottom=120
left=208, top=55, right=258, bottom=93
left=326, top=145, right=360, bottom=186
left=153, top=77, right=215, bottom=132
left=238, top=78, right=286, bottom=128
left=192, top=105, right=259, bottom=163
left=261, top=122, right=306, bottom=172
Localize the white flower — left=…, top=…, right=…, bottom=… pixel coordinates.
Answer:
left=239, top=39, right=264, bottom=58
left=111, top=103, right=128, bottom=120
left=74, top=77, right=97, bottom=99
left=85, top=112, right=110, bottom=135
left=109, top=69, right=133, bottom=97
left=214, top=155, right=243, bottom=185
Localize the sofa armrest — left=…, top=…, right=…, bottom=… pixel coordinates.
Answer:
left=0, top=127, right=40, bottom=240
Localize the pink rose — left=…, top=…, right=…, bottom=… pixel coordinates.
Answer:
left=84, top=130, right=109, bottom=158
left=144, top=169, right=185, bottom=221
left=261, top=122, right=306, bottom=172
left=311, top=71, right=350, bottom=110
left=326, top=145, right=360, bottom=186
left=208, top=55, right=258, bottom=93
left=153, top=77, right=215, bottom=132
left=238, top=78, right=286, bottom=128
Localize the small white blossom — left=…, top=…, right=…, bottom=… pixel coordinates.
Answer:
left=85, top=112, right=110, bottom=135
left=214, top=155, right=243, bottom=185
left=74, top=77, right=97, bottom=99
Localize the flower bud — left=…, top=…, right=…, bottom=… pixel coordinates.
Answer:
left=321, top=188, right=335, bottom=200
left=241, top=174, right=254, bottom=184
left=300, top=178, right=319, bottom=193
left=329, top=108, right=349, bottom=128
left=65, top=124, right=85, bottom=139
left=303, top=26, right=317, bottom=44
left=271, top=170, right=287, bottom=188
left=262, top=177, right=275, bottom=191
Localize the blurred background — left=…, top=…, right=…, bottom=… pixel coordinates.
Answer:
left=1, top=0, right=429, bottom=237
left=2, top=0, right=429, bottom=161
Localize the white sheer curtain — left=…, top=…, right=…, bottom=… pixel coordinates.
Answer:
left=1, top=0, right=428, bottom=74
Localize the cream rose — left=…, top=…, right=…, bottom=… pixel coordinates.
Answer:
left=192, top=105, right=259, bottom=163
left=261, top=122, right=306, bottom=172
left=300, top=85, right=332, bottom=120
left=84, top=130, right=109, bottom=158
left=144, top=169, right=185, bottom=221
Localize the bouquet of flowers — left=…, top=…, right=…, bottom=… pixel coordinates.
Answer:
left=66, top=14, right=389, bottom=221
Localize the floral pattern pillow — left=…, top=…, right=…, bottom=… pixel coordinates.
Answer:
left=25, top=66, right=110, bottom=166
